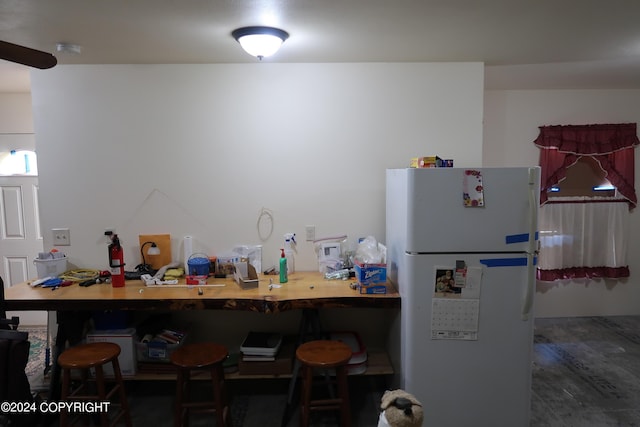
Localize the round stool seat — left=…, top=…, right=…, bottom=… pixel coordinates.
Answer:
left=58, top=342, right=131, bottom=427
left=58, top=341, right=121, bottom=369
left=170, top=342, right=232, bottom=427
left=296, top=340, right=353, bottom=427
left=296, top=340, right=352, bottom=368
left=170, top=342, right=228, bottom=368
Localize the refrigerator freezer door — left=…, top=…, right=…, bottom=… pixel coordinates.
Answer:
left=389, top=167, right=540, bottom=253
left=400, top=253, right=533, bottom=427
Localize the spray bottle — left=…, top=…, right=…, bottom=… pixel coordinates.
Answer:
left=284, top=233, right=296, bottom=274
left=279, top=248, right=288, bottom=283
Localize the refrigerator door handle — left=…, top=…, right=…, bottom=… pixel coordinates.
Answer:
left=522, top=168, right=539, bottom=321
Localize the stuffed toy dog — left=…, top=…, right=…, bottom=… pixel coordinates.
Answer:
left=378, top=389, right=424, bottom=427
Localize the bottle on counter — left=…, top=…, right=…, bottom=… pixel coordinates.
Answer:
left=284, top=233, right=296, bottom=274
left=279, top=248, right=288, bottom=284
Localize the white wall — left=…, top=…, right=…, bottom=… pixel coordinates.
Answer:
left=0, top=93, right=33, bottom=133
left=30, top=63, right=483, bottom=272
left=0, top=93, right=34, bottom=151
left=484, top=89, right=640, bottom=317
left=30, top=63, right=484, bottom=347
left=14, top=72, right=640, bottom=329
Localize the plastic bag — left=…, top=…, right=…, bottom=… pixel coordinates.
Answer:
left=354, top=236, right=386, bottom=264
left=232, top=245, right=263, bottom=273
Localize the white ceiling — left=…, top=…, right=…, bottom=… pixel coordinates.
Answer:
left=2, top=0, right=640, bottom=93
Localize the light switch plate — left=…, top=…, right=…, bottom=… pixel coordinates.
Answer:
left=305, top=225, right=316, bottom=242
left=52, top=228, right=71, bottom=246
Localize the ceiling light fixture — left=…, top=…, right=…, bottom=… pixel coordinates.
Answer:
left=55, top=43, right=82, bottom=55
left=232, top=26, right=289, bottom=60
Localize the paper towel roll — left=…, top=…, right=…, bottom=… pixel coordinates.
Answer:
left=183, top=235, right=193, bottom=274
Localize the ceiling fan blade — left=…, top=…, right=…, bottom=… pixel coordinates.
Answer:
left=0, top=40, right=57, bottom=69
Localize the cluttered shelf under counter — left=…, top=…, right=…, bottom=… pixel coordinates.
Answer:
left=4, top=271, right=400, bottom=312
left=131, top=348, right=393, bottom=381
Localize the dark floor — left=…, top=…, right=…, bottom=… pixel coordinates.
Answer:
left=25, top=316, right=640, bottom=426
left=531, top=316, right=640, bottom=427
left=125, top=375, right=386, bottom=427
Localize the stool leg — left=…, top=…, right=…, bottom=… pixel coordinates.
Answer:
left=299, top=365, right=313, bottom=427
left=59, top=368, right=71, bottom=427
left=336, top=366, right=351, bottom=427
left=94, top=365, right=110, bottom=427
left=211, top=364, right=231, bottom=427
left=111, top=357, right=133, bottom=427
left=81, top=368, right=98, bottom=426
left=174, top=368, right=185, bottom=427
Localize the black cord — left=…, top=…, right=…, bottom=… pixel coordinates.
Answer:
left=134, top=263, right=157, bottom=274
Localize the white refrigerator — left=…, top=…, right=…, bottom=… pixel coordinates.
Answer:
left=386, top=167, right=540, bottom=427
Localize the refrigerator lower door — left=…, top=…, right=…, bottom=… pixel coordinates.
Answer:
left=400, top=253, right=533, bottom=427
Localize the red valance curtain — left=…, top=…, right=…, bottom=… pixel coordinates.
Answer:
left=534, top=123, right=639, bottom=208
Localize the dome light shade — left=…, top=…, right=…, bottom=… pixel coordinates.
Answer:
left=232, top=26, right=289, bottom=60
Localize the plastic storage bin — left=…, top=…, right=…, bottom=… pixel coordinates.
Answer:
left=34, top=256, right=67, bottom=278
left=329, top=331, right=368, bottom=375
left=135, top=329, right=189, bottom=363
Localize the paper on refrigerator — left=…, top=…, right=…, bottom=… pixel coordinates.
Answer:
left=431, top=266, right=483, bottom=340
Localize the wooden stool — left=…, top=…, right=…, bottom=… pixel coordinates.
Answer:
left=296, top=340, right=352, bottom=427
left=170, top=342, right=232, bottom=427
left=58, top=341, right=132, bottom=427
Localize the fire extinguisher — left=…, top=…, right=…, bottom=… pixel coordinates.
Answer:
left=108, top=233, right=126, bottom=288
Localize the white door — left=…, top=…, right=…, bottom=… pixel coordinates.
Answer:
left=0, top=175, right=46, bottom=325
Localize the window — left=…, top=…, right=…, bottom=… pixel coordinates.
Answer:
left=548, top=156, right=616, bottom=198
left=0, top=150, right=38, bottom=176
left=535, top=123, right=638, bottom=207
left=534, top=123, right=638, bottom=281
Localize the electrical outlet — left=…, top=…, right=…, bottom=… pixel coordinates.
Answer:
left=52, top=228, right=71, bottom=246
left=305, top=225, right=316, bottom=242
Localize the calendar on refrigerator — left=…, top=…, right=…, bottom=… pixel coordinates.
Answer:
left=431, top=298, right=479, bottom=340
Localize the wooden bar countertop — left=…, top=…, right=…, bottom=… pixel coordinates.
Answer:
left=4, top=271, right=400, bottom=313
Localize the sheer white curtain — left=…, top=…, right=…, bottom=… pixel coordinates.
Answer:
left=538, top=197, right=630, bottom=281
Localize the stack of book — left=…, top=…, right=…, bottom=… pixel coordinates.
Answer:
left=150, top=328, right=185, bottom=344
left=238, top=331, right=295, bottom=375
left=240, top=331, right=283, bottom=362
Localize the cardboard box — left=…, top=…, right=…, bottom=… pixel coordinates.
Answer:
left=234, top=261, right=259, bottom=289
left=354, top=261, right=387, bottom=285
left=86, top=328, right=137, bottom=377
left=358, top=284, right=387, bottom=294
left=185, top=275, right=207, bottom=285
left=410, top=156, right=444, bottom=168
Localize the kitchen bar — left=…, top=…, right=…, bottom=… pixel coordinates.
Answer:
left=4, top=271, right=400, bottom=312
